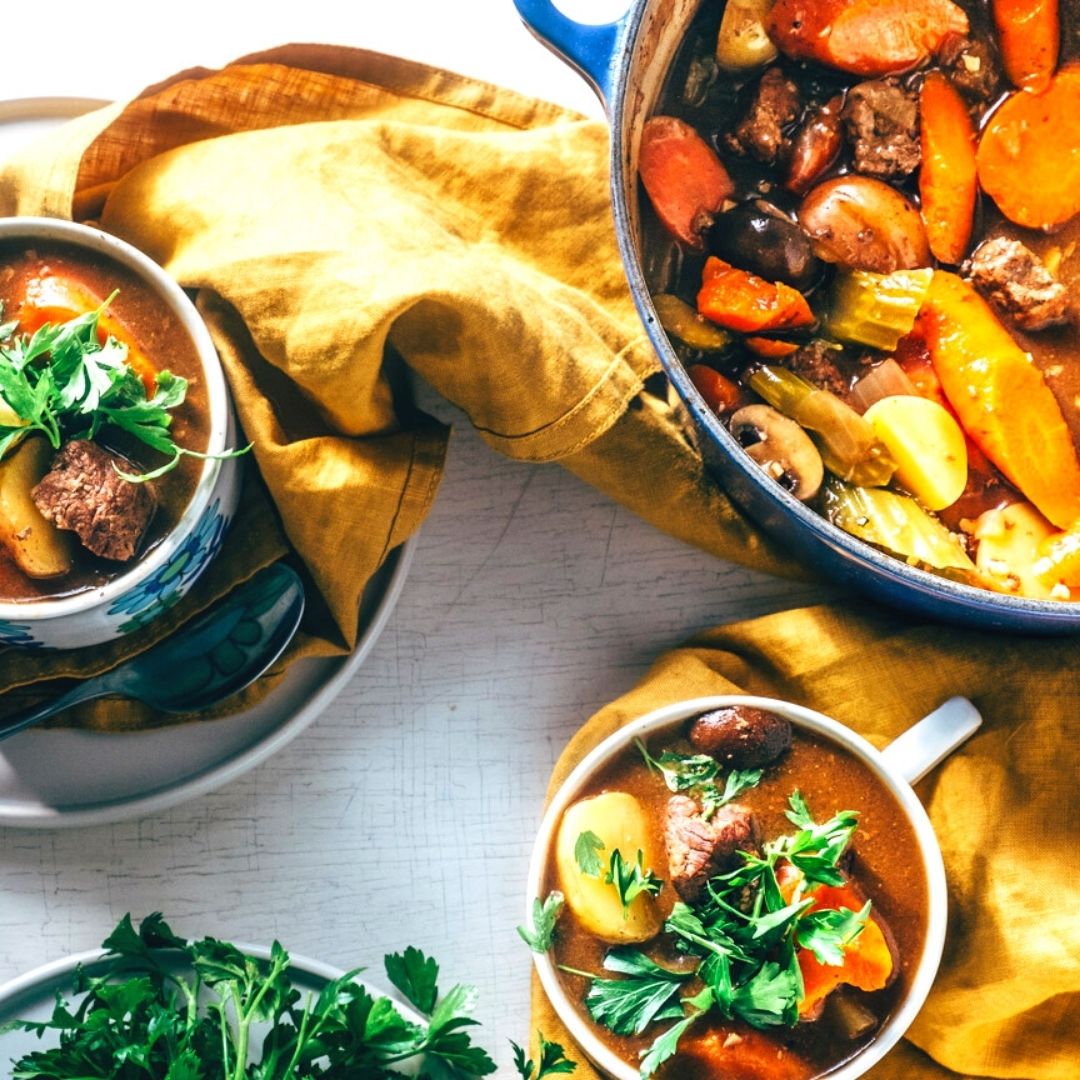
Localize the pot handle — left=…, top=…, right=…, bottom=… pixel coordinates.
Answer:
left=512, top=0, right=628, bottom=108
left=880, top=696, right=983, bottom=786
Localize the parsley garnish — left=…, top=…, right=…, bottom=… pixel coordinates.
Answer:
left=573, top=792, right=870, bottom=1074
left=517, top=891, right=565, bottom=953
left=636, top=739, right=763, bottom=817
left=0, top=298, right=248, bottom=480
left=562, top=949, right=690, bottom=1036
left=605, top=849, right=664, bottom=917
left=574, top=830, right=605, bottom=877
left=511, top=1032, right=577, bottom=1078
left=7, top=913, right=496, bottom=1079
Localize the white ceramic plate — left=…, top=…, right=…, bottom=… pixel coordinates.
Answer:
left=0, top=942, right=423, bottom=1075
left=0, top=98, right=417, bottom=827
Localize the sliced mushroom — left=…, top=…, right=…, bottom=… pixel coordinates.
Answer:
left=730, top=404, right=824, bottom=501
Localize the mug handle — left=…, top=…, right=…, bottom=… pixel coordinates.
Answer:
left=512, top=0, right=629, bottom=107
left=881, top=696, right=983, bottom=786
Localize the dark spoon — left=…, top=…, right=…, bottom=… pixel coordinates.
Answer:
left=0, top=562, right=305, bottom=741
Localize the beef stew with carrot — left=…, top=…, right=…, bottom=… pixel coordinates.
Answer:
left=0, top=242, right=214, bottom=602
left=641, top=0, right=1080, bottom=600
left=540, top=704, right=928, bottom=1079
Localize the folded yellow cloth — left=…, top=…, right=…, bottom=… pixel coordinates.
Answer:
left=0, top=45, right=797, bottom=730
left=532, top=602, right=1080, bottom=1079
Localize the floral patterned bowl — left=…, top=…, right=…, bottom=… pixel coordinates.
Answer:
left=0, top=218, right=241, bottom=650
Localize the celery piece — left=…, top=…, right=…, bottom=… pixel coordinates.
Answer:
left=653, top=294, right=730, bottom=352
left=823, top=269, right=933, bottom=351
left=747, top=365, right=896, bottom=487
left=821, top=477, right=976, bottom=573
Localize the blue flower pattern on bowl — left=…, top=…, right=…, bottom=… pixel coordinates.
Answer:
left=0, top=620, right=44, bottom=649
left=108, top=499, right=230, bottom=635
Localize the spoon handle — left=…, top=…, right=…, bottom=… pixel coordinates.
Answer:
left=0, top=676, right=113, bottom=742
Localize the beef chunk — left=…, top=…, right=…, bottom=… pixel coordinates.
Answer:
left=783, top=340, right=849, bottom=399
left=724, top=67, right=801, bottom=166
left=965, top=236, right=1071, bottom=331
left=32, top=440, right=155, bottom=562
left=666, top=795, right=759, bottom=902
left=938, top=33, right=1002, bottom=102
left=688, top=705, right=792, bottom=768
left=842, top=80, right=921, bottom=178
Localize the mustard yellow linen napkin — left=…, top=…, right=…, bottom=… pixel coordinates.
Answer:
left=531, top=602, right=1080, bottom=1079
left=0, top=45, right=797, bottom=730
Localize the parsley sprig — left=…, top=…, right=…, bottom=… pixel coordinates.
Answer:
left=5, top=913, right=497, bottom=1079
left=0, top=298, right=247, bottom=480
left=572, top=833, right=664, bottom=918
left=511, top=1032, right=577, bottom=1078
left=518, top=891, right=565, bottom=954
left=636, top=739, right=763, bottom=817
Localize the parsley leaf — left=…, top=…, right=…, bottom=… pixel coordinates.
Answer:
left=605, top=849, right=664, bottom=918
left=636, top=739, right=763, bottom=816
left=386, top=945, right=440, bottom=1014
left=565, top=949, right=690, bottom=1036
left=511, top=1032, right=577, bottom=1078
left=796, top=900, right=870, bottom=966
left=517, top=891, right=565, bottom=954
left=574, top=830, right=605, bottom=877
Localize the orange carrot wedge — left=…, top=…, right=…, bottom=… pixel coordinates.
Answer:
left=992, top=0, right=1060, bottom=91
left=19, top=274, right=158, bottom=396
left=920, top=271, right=1080, bottom=528
left=688, top=364, right=742, bottom=415
left=639, top=116, right=734, bottom=250
left=977, top=66, right=1080, bottom=230
left=797, top=881, right=895, bottom=1017
left=767, top=0, right=969, bottom=76
left=697, top=257, right=814, bottom=333
left=919, top=72, right=977, bottom=264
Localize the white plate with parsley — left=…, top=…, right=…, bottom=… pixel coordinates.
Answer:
left=0, top=99, right=417, bottom=827
left=0, top=913, right=501, bottom=1079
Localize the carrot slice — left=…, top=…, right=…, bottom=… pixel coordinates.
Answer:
left=639, top=116, right=734, bottom=250
left=745, top=336, right=800, bottom=358
left=767, top=0, right=969, bottom=76
left=697, top=257, right=814, bottom=333
left=977, top=66, right=1080, bottom=230
left=18, top=274, right=158, bottom=396
left=688, top=364, right=742, bottom=415
left=919, top=72, right=977, bottom=265
left=920, top=271, right=1080, bottom=529
left=992, top=0, right=1060, bottom=91
left=797, top=881, right=895, bottom=1017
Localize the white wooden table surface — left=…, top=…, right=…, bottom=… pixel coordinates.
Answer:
left=0, top=2, right=833, bottom=1071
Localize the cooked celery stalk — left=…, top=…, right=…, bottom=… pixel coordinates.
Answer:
left=824, top=269, right=933, bottom=351
left=747, top=365, right=897, bottom=487
left=653, top=294, right=730, bottom=352
left=821, top=477, right=976, bottom=573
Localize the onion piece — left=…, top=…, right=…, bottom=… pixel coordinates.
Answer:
left=849, top=359, right=918, bottom=414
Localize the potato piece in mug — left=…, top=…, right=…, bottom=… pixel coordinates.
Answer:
left=0, top=437, right=74, bottom=579
left=555, top=791, right=662, bottom=944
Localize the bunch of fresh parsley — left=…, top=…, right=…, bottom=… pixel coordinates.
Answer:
left=4, top=914, right=498, bottom=1079
left=562, top=792, right=868, bottom=1077
left=0, top=299, right=244, bottom=480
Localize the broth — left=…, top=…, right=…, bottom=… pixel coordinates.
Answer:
left=0, top=242, right=210, bottom=602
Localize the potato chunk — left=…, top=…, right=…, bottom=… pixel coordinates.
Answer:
left=555, top=791, right=662, bottom=944
left=864, top=395, right=967, bottom=510
left=0, top=437, right=74, bottom=578
left=975, top=501, right=1058, bottom=599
